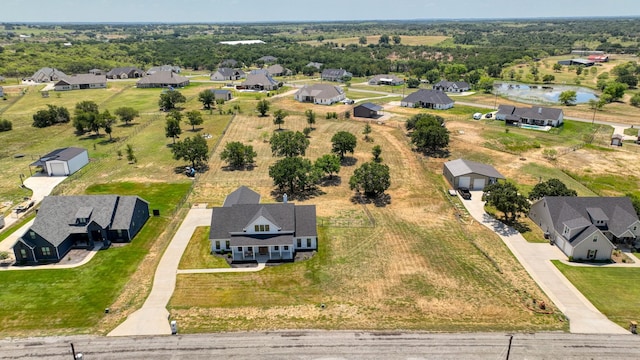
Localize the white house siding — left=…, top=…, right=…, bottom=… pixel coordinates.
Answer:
left=66, top=150, right=89, bottom=174
left=295, top=236, right=317, bottom=250
left=572, top=231, right=614, bottom=261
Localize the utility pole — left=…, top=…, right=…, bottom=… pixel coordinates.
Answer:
left=505, top=335, right=514, bottom=360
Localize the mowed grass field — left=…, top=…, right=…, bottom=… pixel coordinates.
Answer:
left=169, top=103, right=566, bottom=332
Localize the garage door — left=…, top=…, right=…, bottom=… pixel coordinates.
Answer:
left=49, top=162, right=67, bottom=176
left=472, top=178, right=486, bottom=190
left=458, top=176, right=470, bottom=188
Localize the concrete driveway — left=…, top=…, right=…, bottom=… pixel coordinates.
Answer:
left=460, top=191, right=628, bottom=334
left=0, top=174, right=66, bottom=238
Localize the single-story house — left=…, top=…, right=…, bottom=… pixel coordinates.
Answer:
left=400, top=89, right=454, bottom=110
left=443, top=158, right=505, bottom=190
left=588, top=55, right=609, bottom=62
left=210, top=186, right=317, bottom=263
left=306, top=62, right=323, bottom=70
left=529, top=196, right=640, bottom=261
left=353, top=102, right=383, bottom=119
left=54, top=74, right=107, bottom=91
left=13, top=195, right=149, bottom=264
left=146, top=65, right=181, bottom=75
left=136, top=71, right=190, bottom=88
left=258, top=55, right=278, bottom=64
left=211, top=89, right=233, bottom=101
left=266, top=64, right=292, bottom=77
left=106, top=67, right=145, bottom=79
left=220, top=59, right=240, bottom=67
left=239, top=72, right=281, bottom=91
left=321, top=68, right=352, bottom=82
left=557, top=59, right=595, bottom=67
left=88, top=69, right=104, bottom=75
left=210, top=68, right=245, bottom=81
left=294, top=84, right=345, bottom=105
left=432, top=80, right=470, bottom=93
left=497, top=105, right=564, bottom=127
left=368, top=74, right=404, bottom=86
left=30, top=147, right=89, bottom=176
left=611, top=134, right=624, bottom=146
left=27, top=68, right=67, bottom=83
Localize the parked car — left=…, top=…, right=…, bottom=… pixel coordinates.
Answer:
left=457, top=187, right=472, bottom=200
left=485, top=113, right=493, bottom=119
left=473, top=112, right=482, bottom=120
left=341, top=98, right=354, bottom=104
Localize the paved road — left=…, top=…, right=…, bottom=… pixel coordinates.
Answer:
left=2, top=331, right=640, bottom=359
left=461, top=191, right=629, bottom=334
left=108, top=207, right=213, bottom=336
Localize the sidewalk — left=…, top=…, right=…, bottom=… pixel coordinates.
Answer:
left=462, top=191, right=629, bottom=334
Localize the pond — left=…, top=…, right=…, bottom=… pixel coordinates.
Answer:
left=494, top=82, right=598, bottom=105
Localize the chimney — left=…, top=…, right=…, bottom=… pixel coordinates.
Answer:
left=283, top=193, right=288, bottom=204
left=538, top=107, right=542, bottom=114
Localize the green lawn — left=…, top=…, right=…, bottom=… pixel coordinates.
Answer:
left=178, top=226, right=231, bottom=270
left=554, top=261, right=640, bottom=328
left=0, top=182, right=191, bottom=336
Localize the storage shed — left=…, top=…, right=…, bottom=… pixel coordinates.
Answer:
left=353, top=102, right=383, bottom=119
left=443, top=158, right=505, bottom=190
left=31, top=147, right=89, bottom=176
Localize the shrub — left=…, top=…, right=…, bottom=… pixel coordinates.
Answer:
left=0, top=118, right=12, bottom=132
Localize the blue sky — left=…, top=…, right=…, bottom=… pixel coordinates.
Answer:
left=1, top=0, right=638, bottom=23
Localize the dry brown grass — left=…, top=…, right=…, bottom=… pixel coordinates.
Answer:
left=170, top=101, right=566, bottom=333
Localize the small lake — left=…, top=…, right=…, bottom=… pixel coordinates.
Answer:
left=494, top=82, right=598, bottom=105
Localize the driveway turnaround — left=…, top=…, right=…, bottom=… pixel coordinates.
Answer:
left=461, top=191, right=629, bottom=334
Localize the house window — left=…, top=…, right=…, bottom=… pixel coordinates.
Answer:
left=225, top=240, right=230, bottom=248
left=254, top=225, right=259, bottom=232
left=297, top=239, right=302, bottom=248
left=274, top=246, right=279, bottom=250
left=265, top=224, right=270, bottom=231
left=284, top=246, right=289, bottom=251
left=215, top=241, right=221, bottom=250
left=20, top=249, right=27, bottom=259
left=307, top=238, right=312, bottom=247
left=42, top=247, right=51, bottom=256
left=29, top=231, right=36, bottom=240
left=593, top=238, right=597, bottom=242
left=238, top=247, right=242, bottom=251
left=117, top=229, right=123, bottom=237
left=254, top=224, right=270, bottom=232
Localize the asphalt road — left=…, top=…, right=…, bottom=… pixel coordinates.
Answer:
left=2, top=331, right=640, bottom=359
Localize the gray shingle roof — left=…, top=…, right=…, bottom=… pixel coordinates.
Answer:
left=55, top=74, right=106, bottom=86
left=402, top=89, right=454, bottom=106
left=357, top=102, right=383, bottom=111
left=136, top=71, right=189, bottom=86
left=321, top=68, right=351, bottom=79
left=444, top=158, right=505, bottom=179
left=543, top=196, right=639, bottom=242
left=106, top=67, right=143, bottom=77
left=242, top=72, right=279, bottom=87
left=223, top=186, right=261, bottom=207
left=295, top=84, right=344, bottom=100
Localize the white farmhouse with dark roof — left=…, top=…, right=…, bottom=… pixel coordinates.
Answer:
left=496, top=105, right=564, bottom=127
left=529, top=197, right=640, bottom=261
left=401, top=89, right=454, bottom=110
left=210, top=186, right=317, bottom=263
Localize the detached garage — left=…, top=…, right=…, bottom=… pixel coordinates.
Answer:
left=31, top=147, right=89, bottom=176
left=443, top=158, right=505, bottom=190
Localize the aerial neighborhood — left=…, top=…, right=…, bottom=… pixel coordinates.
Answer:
left=1, top=18, right=640, bottom=344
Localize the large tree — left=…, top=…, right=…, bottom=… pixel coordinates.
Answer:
left=558, top=90, right=577, bottom=106
left=305, top=109, right=316, bottom=129
left=198, top=89, right=216, bottom=110
left=477, top=76, right=494, bottom=93
left=114, top=106, right=139, bottom=125
left=272, top=109, right=287, bottom=130
left=101, top=109, right=116, bottom=141
left=270, top=131, right=309, bottom=157
left=256, top=99, right=270, bottom=117
left=32, top=105, right=70, bottom=128
left=409, top=117, right=449, bottom=153
left=73, top=100, right=102, bottom=134
left=158, top=89, right=186, bottom=111
left=186, top=110, right=203, bottom=131
left=171, top=135, right=209, bottom=168
left=220, top=141, right=257, bottom=169
left=603, top=82, right=627, bottom=102
left=165, top=111, right=182, bottom=144
left=349, top=161, right=391, bottom=197
left=331, top=131, right=357, bottom=159
left=528, top=178, right=578, bottom=201
left=269, top=156, right=318, bottom=195
left=482, top=182, right=530, bottom=223
left=406, top=113, right=444, bottom=131
left=314, top=154, right=341, bottom=179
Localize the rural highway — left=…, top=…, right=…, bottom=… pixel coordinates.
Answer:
left=2, top=331, right=640, bottom=359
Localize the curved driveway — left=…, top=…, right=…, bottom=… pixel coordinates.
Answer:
left=461, top=191, right=628, bottom=334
